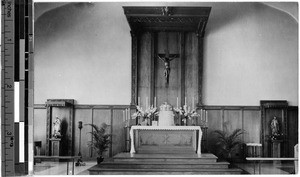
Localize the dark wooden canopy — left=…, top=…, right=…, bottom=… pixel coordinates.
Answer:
left=123, top=6, right=211, bottom=36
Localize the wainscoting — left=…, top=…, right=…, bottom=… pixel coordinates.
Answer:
left=33, top=104, right=298, bottom=160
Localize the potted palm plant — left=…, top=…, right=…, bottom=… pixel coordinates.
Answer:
left=86, top=123, right=111, bottom=164
left=213, top=128, right=244, bottom=163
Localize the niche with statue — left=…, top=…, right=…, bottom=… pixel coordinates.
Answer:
left=45, top=99, right=75, bottom=156
left=260, top=100, right=288, bottom=157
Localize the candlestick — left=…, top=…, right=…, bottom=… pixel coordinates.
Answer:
left=176, top=97, right=179, bottom=108
left=78, top=121, right=83, bottom=129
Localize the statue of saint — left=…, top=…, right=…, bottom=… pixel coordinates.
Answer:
left=270, top=116, right=280, bottom=137
left=53, top=116, right=61, bottom=138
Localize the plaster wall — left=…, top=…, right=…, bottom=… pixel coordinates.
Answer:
left=34, top=2, right=298, bottom=106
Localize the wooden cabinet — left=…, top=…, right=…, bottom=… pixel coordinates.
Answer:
left=260, top=100, right=288, bottom=157
left=45, top=99, right=74, bottom=156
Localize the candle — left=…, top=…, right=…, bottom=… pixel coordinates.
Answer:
left=154, top=97, right=156, bottom=107
left=185, top=97, right=187, bottom=106
left=125, top=109, right=128, bottom=121
left=146, top=97, right=148, bottom=109
left=200, top=109, right=202, bottom=120
left=176, top=97, right=179, bottom=108
left=192, top=97, right=195, bottom=110
left=128, top=108, right=130, bottom=122
left=138, top=97, right=140, bottom=106
left=206, top=110, right=208, bottom=123
left=123, top=110, right=125, bottom=121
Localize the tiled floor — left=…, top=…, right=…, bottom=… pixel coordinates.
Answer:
left=34, top=160, right=297, bottom=175
left=235, top=162, right=296, bottom=175
left=34, top=160, right=94, bottom=175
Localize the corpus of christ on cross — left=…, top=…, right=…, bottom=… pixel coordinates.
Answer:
left=157, top=33, right=180, bottom=85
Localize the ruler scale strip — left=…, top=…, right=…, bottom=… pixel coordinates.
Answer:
left=2, top=0, right=32, bottom=175
left=2, top=0, right=15, bottom=176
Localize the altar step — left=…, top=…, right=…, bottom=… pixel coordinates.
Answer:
left=88, top=153, right=243, bottom=175
left=113, top=153, right=217, bottom=163
left=92, top=161, right=230, bottom=169
left=137, top=146, right=196, bottom=154
left=89, top=168, right=243, bottom=175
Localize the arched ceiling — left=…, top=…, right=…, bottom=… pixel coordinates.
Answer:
left=34, top=2, right=298, bottom=22
left=263, top=2, right=298, bottom=22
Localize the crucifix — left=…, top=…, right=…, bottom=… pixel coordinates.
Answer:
left=157, top=33, right=180, bottom=85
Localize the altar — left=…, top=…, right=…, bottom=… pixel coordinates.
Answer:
left=130, top=126, right=202, bottom=154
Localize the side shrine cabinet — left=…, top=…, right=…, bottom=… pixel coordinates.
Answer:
left=260, top=100, right=288, bottom=157
left=45, top=99, right=75, bottom=156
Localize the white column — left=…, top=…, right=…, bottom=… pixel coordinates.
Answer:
left=197, top=127, right=202, bottom=154
left=130, top=127, right=136, bottom=154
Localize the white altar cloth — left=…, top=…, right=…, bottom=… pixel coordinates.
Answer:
left=130, top=126, right=202, bottom=154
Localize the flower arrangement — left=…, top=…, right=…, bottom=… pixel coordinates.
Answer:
left=173, top=104, right=199, bottom=119
left=174, top=104, right=200, bottom=125
left=132, top=105, right=158, bottom=120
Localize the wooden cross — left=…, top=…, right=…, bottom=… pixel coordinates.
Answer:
left=157, top=49, right=180, bottom=85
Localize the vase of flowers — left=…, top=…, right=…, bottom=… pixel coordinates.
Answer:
left=132, top=105, right=158, bottom=126
left=174, top=105, right=199, bottom=126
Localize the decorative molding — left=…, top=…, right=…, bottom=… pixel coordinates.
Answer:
left=35, top=104, right=268, bottom=110
left=123, top=6, right=211, bottom=34
left=260, top=100, right=289, bottom=108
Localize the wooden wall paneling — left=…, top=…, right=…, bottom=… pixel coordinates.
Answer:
left=130, top=31, right=138, bottom=105
left=33, top=108, right=47, bottom=155
left=155, top=32, right=170, bottom=105
left=223, top=110, right=242, bottom=133
left=155, top=32, right=164, bottom=106
left=74, top=108, right=92, bottom=159
left=207, top=110, right=222, bottom=152
left=185, top=32, right=199, bottom=109
left=224, top=110, right=243, bottom=159
left=150, top=32, right=156, bottom=105
left=138, top=32, right=151, bottom=108
left=243, top=110, right=261, bottom=143
left=92, top=109, right=112, bottom=158
left=197, top=35, right=203, bottom=106
left=166, top=32, right=180, bottom=107
left=112, top=110, right=126, bottom=156
left=287, top=107, right=298, bottom=157
left=179, top=32, right=185, bottom=107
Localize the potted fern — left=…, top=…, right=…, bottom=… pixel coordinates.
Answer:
left=86, top=123, right=111, bottom=164
left=213, top=128, right=244, bottom=162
